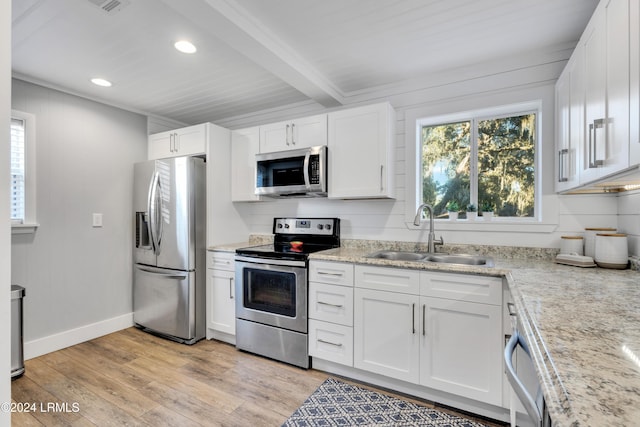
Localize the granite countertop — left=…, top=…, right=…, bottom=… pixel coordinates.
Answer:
left=211, top=238, right=640, bottom=426
left=309, top=246, right=640, bottom=427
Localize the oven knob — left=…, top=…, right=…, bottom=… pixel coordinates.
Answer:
left=284, top=224, right=290, bottom=229
left=325, top=224, right=331, bottom=230
left=317, top=224, right=323, bottom=230
left=277, top=223, right=283, bottom=229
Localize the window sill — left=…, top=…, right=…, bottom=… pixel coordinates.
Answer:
left=408, top=220, right=557, bottom=233
left=12, top=223, right=39, bottom=234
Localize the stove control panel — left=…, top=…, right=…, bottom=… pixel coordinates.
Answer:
left=273, top=218, right=338, bottom=235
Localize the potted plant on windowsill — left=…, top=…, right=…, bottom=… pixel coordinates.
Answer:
left=466, top=203, right=477, bottom=221
left=446, top=200, right=460, bottom=220
left=481, top=201, right=495, bottom=221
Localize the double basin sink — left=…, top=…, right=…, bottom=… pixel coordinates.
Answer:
left=367, top=250, right=494, bottom=267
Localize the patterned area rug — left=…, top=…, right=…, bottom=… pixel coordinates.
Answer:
left=282, top=378, right=488, bottom=426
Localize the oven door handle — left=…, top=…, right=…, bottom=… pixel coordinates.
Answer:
left=504, top=331, right=543, bottom=427
left=235, top=255, right=306, bottom=268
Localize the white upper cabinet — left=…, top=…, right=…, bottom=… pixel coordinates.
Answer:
left=630, top=0, right=640, bottom=165
left=555, top=52, right=582, bottom=192
left=231, top=127, right=261, bottom=202
left=575, top=0, right=632, bottom=185
left=328, top=102, right=396, bottom=199
left=259, top=114, right=327, bottom=153
left=148, top=123, right=207, bottom=160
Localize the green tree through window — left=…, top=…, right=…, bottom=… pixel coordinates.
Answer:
left=421, top=112, right=536, bottom=219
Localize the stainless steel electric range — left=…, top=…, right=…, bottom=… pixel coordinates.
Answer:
left=234, top=217, right=340, bottom=369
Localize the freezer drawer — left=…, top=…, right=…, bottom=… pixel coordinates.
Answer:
left=133, top=264, right=201, bottom=344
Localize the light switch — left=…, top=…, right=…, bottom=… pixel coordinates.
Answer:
left=92, top=213, right=103, bottom=227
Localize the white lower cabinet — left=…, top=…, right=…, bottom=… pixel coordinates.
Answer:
left=206, top=251, right=236, bottom=343
left=419, top=296, right=503, bottom=405
left=309, top=319, right=353, bottom=366
left=353, top=287, right=420, bottom=383
left=308, top=260, right=355, bottom=367
left=351, top=264, right=503, bottom=407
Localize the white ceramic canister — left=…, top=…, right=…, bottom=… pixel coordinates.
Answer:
left=584, top=227, right=616, bottom=258
left=560, top=235, right=584, bottom=255
left=594, top=233, right=628, bottom=269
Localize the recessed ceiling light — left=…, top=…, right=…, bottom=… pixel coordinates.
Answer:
left=91, top=78, right=112, bottom=87
left=174, top=40, right=197, bottom=54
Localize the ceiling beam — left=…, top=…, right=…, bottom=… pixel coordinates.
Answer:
left=160, top=0, right=344, bottom=108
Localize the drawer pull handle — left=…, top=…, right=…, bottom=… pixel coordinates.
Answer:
left=317, top=339, right=342, bottom=347
left=317, top=301, right=343, bottom=308
left=317, top=271, right=344, bottom=277
left=412, top=303, right=416, bottom=334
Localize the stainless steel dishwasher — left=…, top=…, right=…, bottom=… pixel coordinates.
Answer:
left=504, top=302, right=552, bottom=427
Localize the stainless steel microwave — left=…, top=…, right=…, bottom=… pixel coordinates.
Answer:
left=255, top=145, right=327, bottom=197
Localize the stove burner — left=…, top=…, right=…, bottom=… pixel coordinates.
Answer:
left=236, top=218, right=340, bottom=260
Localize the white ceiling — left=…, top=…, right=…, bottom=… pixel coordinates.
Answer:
left=12, top=0, right=599, bottom=126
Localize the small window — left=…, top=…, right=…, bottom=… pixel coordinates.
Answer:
left=10, top=117, right=26, bottom=223
left=10, top=110, right=36, bottom=228
left=419, top=107, right=537, bottom=220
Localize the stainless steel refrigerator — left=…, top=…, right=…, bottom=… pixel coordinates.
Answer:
left=133, top=156, right=206, bottom=344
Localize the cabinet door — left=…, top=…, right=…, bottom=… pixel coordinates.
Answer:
left=260, top=114, right=327, bottom=152
left=231, top=127, right=261, bottom=202
left=148, top=130, right=173, bottom=160
left=206, top=268, right=236, bottom=336
left=581, top=0, right=631, bottom=183
left=631, top=0, right=640, bottom=166
left=291, top=114, right=327, bottom=148
left=260, top=120, right=291, bottom=153
left=581, top=7, right=607, bottom=183
left=420, top=296, right=502, bottom=405
left=602, top=0, right=630, bottom=177
left=148, top=124, right=206, bottom=160
left=569, top=46, right=586, bottom=187
left=328, top=103, right=395, bottom=199
left=555, top=63, right=580, bottom=192
left=174, top=124, right=207, bottom=157
left=353, top=288, right=419, bottom=383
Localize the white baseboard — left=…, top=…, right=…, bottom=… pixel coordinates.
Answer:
left=24, top=313, right=134, bottom=360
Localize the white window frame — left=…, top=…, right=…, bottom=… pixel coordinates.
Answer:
left=405, top=99, right=556, bottom=233
left=11, top=109, right=37, bottom=233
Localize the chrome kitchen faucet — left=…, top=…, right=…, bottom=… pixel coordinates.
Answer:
left=414, top=203, right=443, bottom=253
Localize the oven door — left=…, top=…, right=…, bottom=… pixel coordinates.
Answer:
left=235, top=256, right=308, bottom=333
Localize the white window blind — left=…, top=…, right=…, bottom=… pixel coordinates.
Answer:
left=11, top=117, right=26, bottom=223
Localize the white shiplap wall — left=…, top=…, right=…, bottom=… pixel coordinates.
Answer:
left=618, top=190, right=640, bottom=256
left=10, top=79, right=148, bottom=356
left=221, top=62, right=624, bottom=252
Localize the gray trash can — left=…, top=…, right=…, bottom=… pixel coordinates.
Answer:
left=11, top=285, right=25, bottom=379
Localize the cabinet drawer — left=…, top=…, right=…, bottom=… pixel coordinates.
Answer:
left=309, top=282, right=353, bottom=326
left=355, top=265, right=419, bottom=294
left=420, top=271, right=502, bottom=305
left=207, top=251, right=235, bottom=271
left=309, top=319, right=353, bottom=367
left=309, top=261, right=354, bottom=286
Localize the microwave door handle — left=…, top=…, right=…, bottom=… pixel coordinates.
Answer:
left=303, top=151, right=311, bottom=188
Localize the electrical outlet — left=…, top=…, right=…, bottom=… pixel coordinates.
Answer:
left=92, top=213, right=103, bottom=227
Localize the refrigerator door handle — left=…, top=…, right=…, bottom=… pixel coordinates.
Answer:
left=135, top=265, right=189, bottom=280
left=148, top=171, right=162, bottom=255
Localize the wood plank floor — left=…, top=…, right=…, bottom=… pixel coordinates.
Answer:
left=11, top=328, right=505, bottom=426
